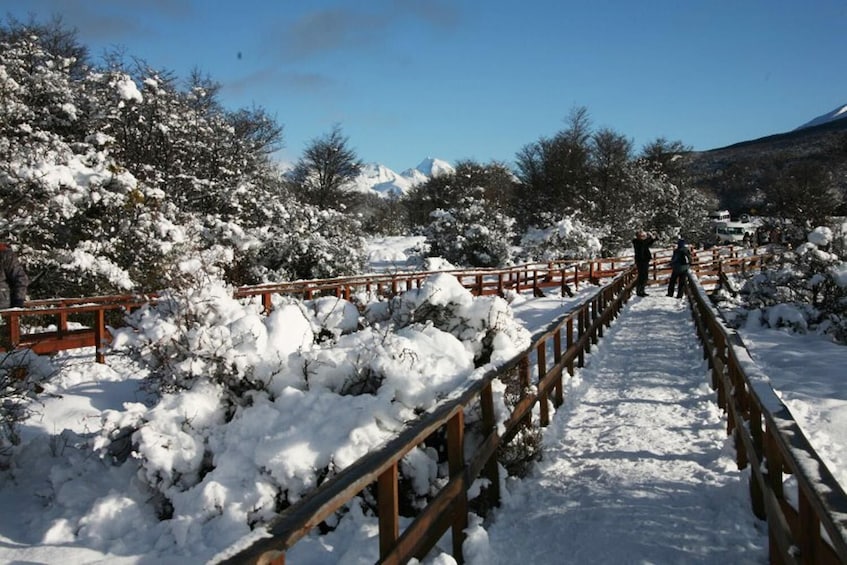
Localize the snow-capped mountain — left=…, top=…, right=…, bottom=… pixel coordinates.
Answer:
left=796, top=103, right=847, bottom=130
left=407, top=157, right=454, bottom=179
left=346, top=157, right=455, bottom=197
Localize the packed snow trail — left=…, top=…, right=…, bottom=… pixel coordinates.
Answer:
left=484, top=293, right=768, bottom=564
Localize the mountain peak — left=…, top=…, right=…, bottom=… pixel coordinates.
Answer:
left=796, top=103, right=847, bottom=130
left=345, top=158, right=454, bottom=197
left=412, top=157, right=454, bottom=178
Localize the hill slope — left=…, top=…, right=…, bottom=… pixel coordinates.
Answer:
left=683, top=114, right=847, bottom=214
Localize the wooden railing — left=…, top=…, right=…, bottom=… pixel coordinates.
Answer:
left=0, top=244, right=769, bottom=363
left=217, top=247, right=788, bottom=564
left=215, top=266, right=638, bottom=564
left=0, top=295, right=151, bottom=363
left=7, top=242, right=837, bottom=564
left=686, top=271, right=847, bottom=564
left=0, top=256, right=633, bottom=362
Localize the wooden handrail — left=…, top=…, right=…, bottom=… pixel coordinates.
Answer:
left=7, top=242, right=836, bottom=564
left=216, top=267, right=637, bottom=564
left=0, top=244, right=771, bottom=364
left=686, top=271, right=847, bottom=563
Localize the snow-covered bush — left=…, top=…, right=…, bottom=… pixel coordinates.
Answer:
left=111, top=278, right=271, bottom=396
left=245, top=203, right=368, bottom=282
left=97, top=273, right=530, bottom=544
left=367, top=272, right=531, bottom=366
left=424, top=194, right=515, bottom=268
left=518, top=215, right=603, bottom=261
left=726, top=226, right=847, bottom=341
left=0, top=349, right=54, bottom=468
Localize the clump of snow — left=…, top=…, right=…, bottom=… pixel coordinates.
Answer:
left=766, top=303, right=808, bottom=332
left=114, top=74, right=142, bottom=103
left=808, top=226, right=833, bottom=247
left=366, top=235, right=427, bottom=272
left=61, top=247, right=135, bottom=290
left=309, top=296, right=360, bottom=337
left=423, top=256, right=459, bottom=272
left=831, top=263, right=847, bottom=288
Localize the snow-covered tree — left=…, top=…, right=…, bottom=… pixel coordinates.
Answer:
left=518, top=215, right=603, bottom=261
left=404, top=160, right=517, bottom=228
left=0, top=18, right=307, bottom=298
left=424, top=190, right=515, bottom=268
left=245, top=202, right=368, bottom=282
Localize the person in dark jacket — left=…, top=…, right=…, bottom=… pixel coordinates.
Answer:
left=632, top=230, right=654, bottom=296
left=667, top=239, right=692, bottom=298
left=0, top=242, right=28, bottom=309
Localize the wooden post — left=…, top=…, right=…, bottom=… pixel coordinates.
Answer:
left=749, top=402, right=765, bottom=519
left=537, top=341, right=549, bottom=426
left=519, top=357, right=531, bottom=427
left=553, top=329, right=563, bottom=406
left=4, top=312, right=21, bottom=350
left=560, top=269, right=566, bottom=297
left=591, top=298, right=599, bottom=344
left=378, top=462, right=400, bottom=561
left=447, top=411, right=467, bottom=561
left=798, top=488, right=819, bottom=563
left=480, top=382, right=501, bottom=509
left=94, top=309, right=106, bottom=364
left=764, top=432, right=784, bottom=564
left=567, top=318, right=575, bottom=375
left=577, top=311, right=585, bottom=368
left=58, top=306, right=68, bottom=337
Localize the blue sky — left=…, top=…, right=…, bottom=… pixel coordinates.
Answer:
left=3, top=0, right=845, bottom=172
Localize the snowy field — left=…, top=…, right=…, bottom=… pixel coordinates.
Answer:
left=0, top=236, right=845, bottom=564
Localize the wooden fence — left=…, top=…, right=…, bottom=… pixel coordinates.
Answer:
left=0, top=244, right=765, bottom=363
left=5, top=242, right=840, bottom=564
left=687, top=271, right=847, bottom=564
left=216, top=264, right=638, bottom=564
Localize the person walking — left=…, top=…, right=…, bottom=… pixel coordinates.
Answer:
left=0, top=242, right=28, bottom=309
left=667, top=239, right=692, bottom=298
left=632, top=230, right=654, bottom=297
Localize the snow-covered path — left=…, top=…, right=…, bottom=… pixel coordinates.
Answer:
left=484, top=294, right=769, bottom=564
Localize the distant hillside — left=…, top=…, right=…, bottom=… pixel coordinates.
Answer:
left=796, top=103, right=847, bottom=130
left=683, top=114, right=847, bottom=215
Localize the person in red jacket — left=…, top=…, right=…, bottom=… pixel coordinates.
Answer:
left=0, top=243, right=28, bottom=309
